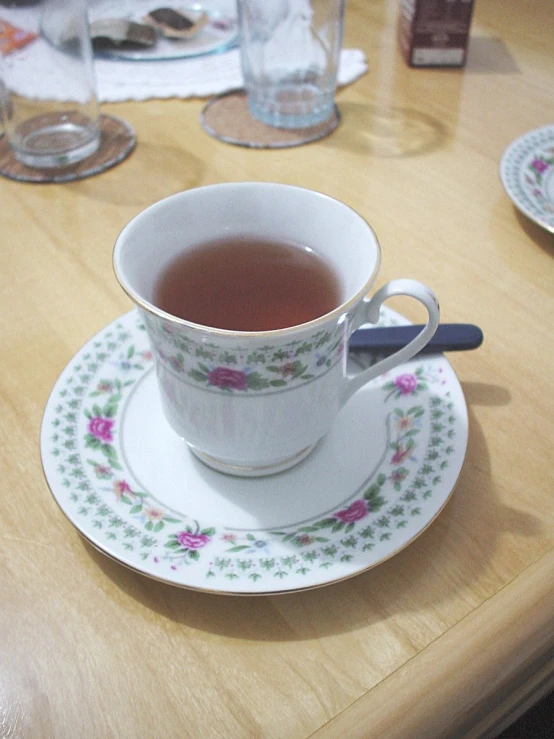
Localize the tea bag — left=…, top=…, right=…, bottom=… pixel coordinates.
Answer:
left=143, top=7, right=208, bottom=39
left=90, top=19, right=157, bottom=50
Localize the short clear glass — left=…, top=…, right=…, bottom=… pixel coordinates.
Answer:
left=237, top=0, right=345, bottom=129
left=0, top=0, right=100, bottom=168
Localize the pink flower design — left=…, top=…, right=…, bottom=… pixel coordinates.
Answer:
left=294, top=534, right=315, bottom=546
left=280, top=362, right=297, bottom=377
left=177, top=531, right=211, bottom=549
left=394, top=373, right=418, bottom=395
left=335, top=499, right=368, bottom=523
left=391, top=445, right=412, bottom=465
left=169, top=355, right=185, bottom=372
left=88, top=416, right=114, bottom=442
left=390, top=468, right=409, bottom=484
left=113, top=480, right=133, bottom=499
left=220, top=533, right=237, bottom=543
left=531, top=158, right=548, bottom=174
left=208, top=367, right=248, bottom=390
left=93, top=463, right=112, bottom=479
left=396, top=416, right=413, bottom=432
left=141, top=506, right=164, bottom=522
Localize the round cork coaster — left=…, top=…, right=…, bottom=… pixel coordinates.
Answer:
left=0, top=114, right=136, bottom=184
left=201, top=89, right=340, bottom=148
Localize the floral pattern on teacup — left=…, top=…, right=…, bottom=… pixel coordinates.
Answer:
left=141, top=309, right=346, bottom=393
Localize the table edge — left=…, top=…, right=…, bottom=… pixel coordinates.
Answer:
left=311, top=547, right=554, bottom=739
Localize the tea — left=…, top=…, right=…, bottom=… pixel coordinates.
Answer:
left=153, top=236, right=341, bottom=331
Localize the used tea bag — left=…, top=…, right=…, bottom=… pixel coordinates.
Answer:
left=143, top=7, right=208, bottom=39
left=90, top=18, right=157, bottom=49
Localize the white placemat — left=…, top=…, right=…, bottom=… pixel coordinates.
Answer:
left=95, top=47, right=367, bottom=102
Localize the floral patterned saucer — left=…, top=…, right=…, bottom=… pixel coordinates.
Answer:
left=500, top=124, right=554, bottom=234
left=40, top=308, right=468, bottom=595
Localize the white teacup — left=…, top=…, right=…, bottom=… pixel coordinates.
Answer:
left=113, top=183, right=439, bottom=476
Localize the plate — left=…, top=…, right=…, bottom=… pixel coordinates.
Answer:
left=40, top=309, right=468, bottom=595
left=499, top=124, right=554, bottom=234
left=89, top=1, right=238, bottom=61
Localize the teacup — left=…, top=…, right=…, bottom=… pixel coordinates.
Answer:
left=113, top=183, right=439, bottom=476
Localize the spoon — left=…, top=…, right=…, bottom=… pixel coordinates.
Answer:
left=350, top=323, right=483, bottom=354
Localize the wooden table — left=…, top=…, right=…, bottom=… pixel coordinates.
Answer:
left=1, top=1, right=553, bottom=736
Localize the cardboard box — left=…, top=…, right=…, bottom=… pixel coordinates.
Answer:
left=398, top=0, right=475, bottom=68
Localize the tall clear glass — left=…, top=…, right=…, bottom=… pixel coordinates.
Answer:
left=0, top=0, right=100, bottom=168
left=237, top=0, right=345, bottom=129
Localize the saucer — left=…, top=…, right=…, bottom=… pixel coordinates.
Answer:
left=90, top=1, right=238, bottom=61
left=40, top=309, right=468, bottom=595
left=499, top=124, right=554, bottom=234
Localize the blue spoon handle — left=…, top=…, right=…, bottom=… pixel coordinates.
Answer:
left=350, top=323, right=483, bottom=354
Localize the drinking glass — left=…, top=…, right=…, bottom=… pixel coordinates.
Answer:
left=237, top=0, right=345, bottom=129
left=0, top=0, right=100, bottom=168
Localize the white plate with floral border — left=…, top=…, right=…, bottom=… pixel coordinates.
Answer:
left=499, top=124, right=554, bottom=234
left=40, top=308, right=468, bottom=595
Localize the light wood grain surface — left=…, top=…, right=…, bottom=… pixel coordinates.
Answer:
left=1, top=1, right=553, bottom=737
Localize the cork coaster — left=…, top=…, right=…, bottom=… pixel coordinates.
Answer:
left=201, top=89, right=340, bottom=148
left=0, top=114, right=136, bottom=184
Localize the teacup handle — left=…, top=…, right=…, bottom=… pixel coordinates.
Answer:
left=342, top=279, right=440, bottom=404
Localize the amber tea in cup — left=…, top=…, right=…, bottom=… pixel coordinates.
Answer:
left=153, top=236, right=342, bottom=332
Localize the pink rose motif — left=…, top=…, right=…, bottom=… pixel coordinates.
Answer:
left=394, top=373, right=418, bottom=395
left=88, top=416, right=114, bottom=442
left=177, top=531, right=211, bottom=549
left=208, top=367, right=248, bottom=390
left=531, top=158, right=548, bottom=174
left=335, top=499, right=368, bottom=523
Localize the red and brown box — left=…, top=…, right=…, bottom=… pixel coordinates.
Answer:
left=398, top=0, right=475, bottom=68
